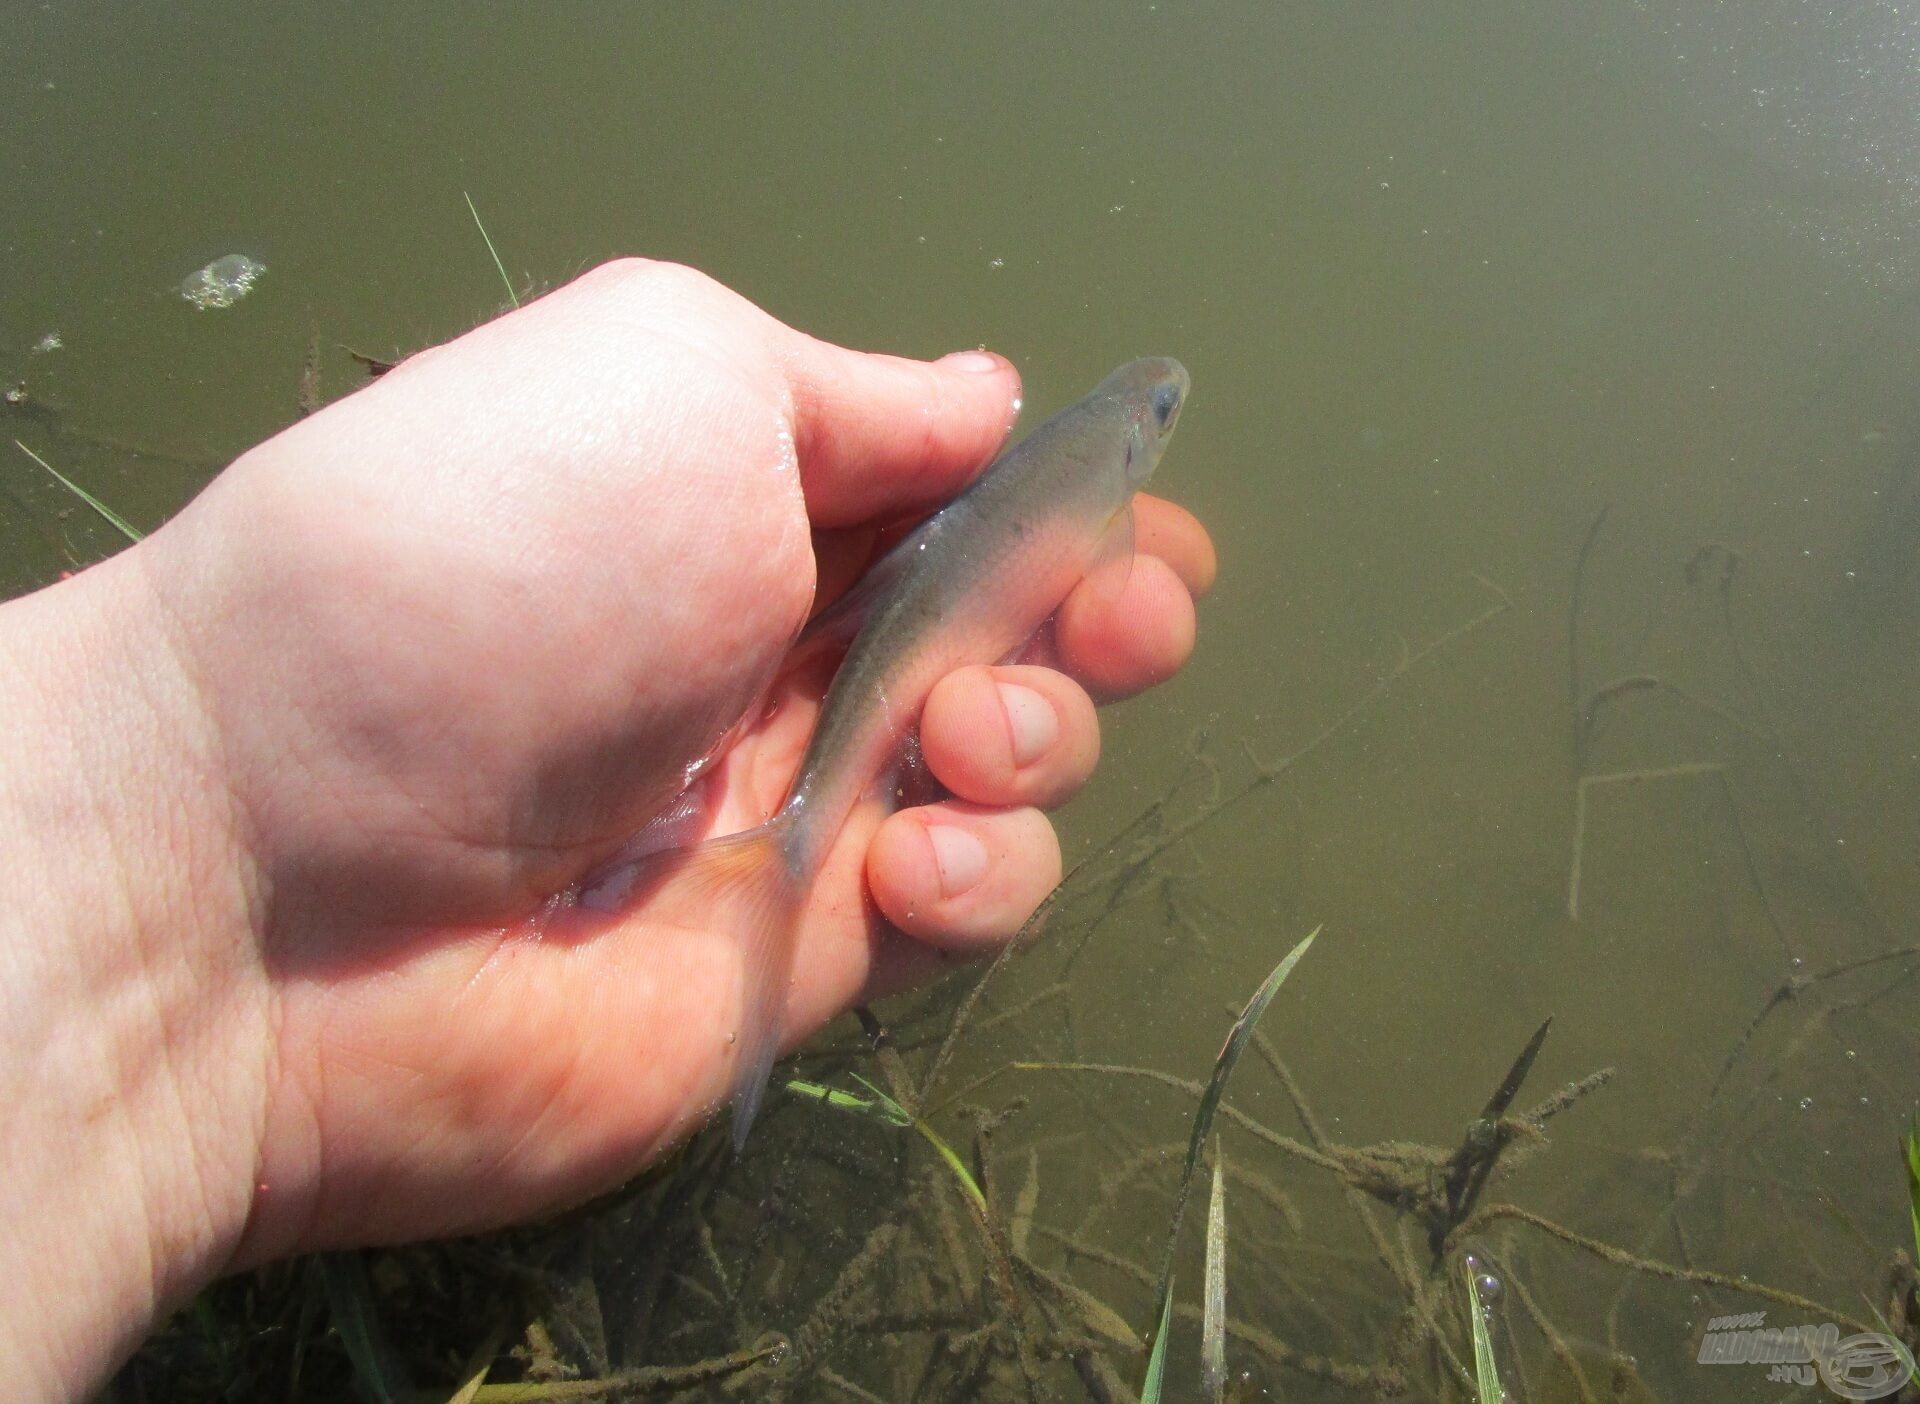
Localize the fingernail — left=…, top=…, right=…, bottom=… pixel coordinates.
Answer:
left=997, top=682, right=1058, bottom=767
left=926, top=824, right=988, bottom=898
left=938, top=349, right=1006, bottom=374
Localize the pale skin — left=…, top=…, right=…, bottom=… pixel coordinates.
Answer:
left=0, top=259, right=1215, bottom=1398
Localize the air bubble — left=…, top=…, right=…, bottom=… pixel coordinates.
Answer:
left=179, top=253, right=266, bottom=309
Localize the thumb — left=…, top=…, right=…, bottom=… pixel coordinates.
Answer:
left=778, top=337, right=1024, bottom=528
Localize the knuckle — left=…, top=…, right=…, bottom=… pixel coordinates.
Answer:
left=585, top=257, right=729, bottom=315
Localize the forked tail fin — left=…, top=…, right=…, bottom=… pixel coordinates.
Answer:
left=653, top=819, right=807, bottom=1149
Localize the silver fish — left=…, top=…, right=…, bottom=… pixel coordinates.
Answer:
left=629, top=357, right=1189, bottom=1146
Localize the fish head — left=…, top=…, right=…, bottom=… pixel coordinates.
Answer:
left=1106, top=356, right=1190, bottom=489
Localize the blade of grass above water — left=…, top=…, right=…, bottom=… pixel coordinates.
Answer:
left=463, top=192, right=519, bottom=310
left=13, top=439, right=144, bottom=543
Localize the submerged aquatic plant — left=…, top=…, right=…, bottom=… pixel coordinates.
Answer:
left=1137, top=927, right=1319, bottom=1399
left=1462, top=1254, right=1503, bottom=1404
left=1201, top=1150, right=1228, bottom=1404
left=1906, top=1119, right=1919, bottom=1265
left=785, top=1073, right=986, bottom=1213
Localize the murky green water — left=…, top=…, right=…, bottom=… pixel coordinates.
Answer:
left=9, top=3, right=1919, bottom=1399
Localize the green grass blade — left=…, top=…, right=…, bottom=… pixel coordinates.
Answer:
left=186, top=1291, right=231, bottom=1375
left=317, top=1251, right=405, bottom=1403
left=789, top=1073, right=985, bottom=1211
left=1142, top=925, right=1320, bottom=1387
left=1904, top=1118, right=1920, bottom=1262
left=784, top=1077, right=911, bottom=1126
left=1202, top=1148, right=1228, bottom=1403
left=1140, top=1272, right=1175, bottom=1404
left=1463, top=1257, right=1502, bottom=1404
left=14, top=439, right=143, bottom=543
left=463, top=192, right=519, bottom=309
left=444, top=1319, right=504, bottom=1404
left=847, top=1073, right=988, bottom=1213
left=918, top=1122, right=988, bottom=1213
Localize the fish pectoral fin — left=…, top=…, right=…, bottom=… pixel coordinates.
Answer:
left=989, top=506, right=1139, bottom=671
left=1082, top=501, right=1138, bottom=605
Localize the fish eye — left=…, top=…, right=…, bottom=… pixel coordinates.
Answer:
left=1150, top=382, right=1181, bottom=427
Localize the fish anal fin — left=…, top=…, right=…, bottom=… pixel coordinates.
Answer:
left=669, top=823, right=805, bottom=1149
left=581, top=819, right=806, bottom=1150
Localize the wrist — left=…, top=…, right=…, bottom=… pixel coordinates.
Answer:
left=0, top=546, right=271, bottom=1396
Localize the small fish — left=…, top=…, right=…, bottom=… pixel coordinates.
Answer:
left=600, top=358, right=1190, bottom=1147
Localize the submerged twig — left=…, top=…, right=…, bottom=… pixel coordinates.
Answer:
left=1457, top=1203, right=1875, bottom=1335
left=1567, top=762, right=1725, bottom=920
left=1568, top=504, right=1611, bottom=772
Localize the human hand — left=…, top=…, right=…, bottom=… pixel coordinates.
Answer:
left=0, top=260, right=1213, bottom=1394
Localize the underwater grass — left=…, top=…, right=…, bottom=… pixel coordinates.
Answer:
left=317, top=1252, right=404, bottom=1403
left=1139, top=1282, right=1174, bottom=1404
left=1139, top=925, right=1319, bottom=1397
left=1905, top=1118, right=1919, bottom=1263
left=785, top=1072, right=986, bottom=1213
left=1201, top=1150, right=1228, bottom=1403
left=1462, top=1256, right=1502, bottom=1404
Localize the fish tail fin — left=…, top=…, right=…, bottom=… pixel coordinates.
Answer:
left=661, top=819, right=807, bottom=1149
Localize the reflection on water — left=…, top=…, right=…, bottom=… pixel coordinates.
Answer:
left=7, top=1, right=1918, bottom=1398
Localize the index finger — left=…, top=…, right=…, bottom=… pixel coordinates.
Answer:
left=1133, top=494, right=1217, bottom=598
left=779, top=337, right=1025, bottom=529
